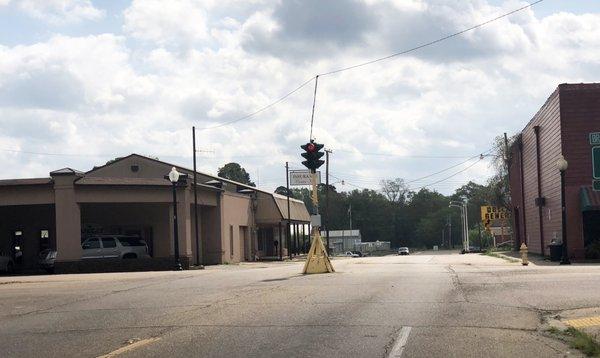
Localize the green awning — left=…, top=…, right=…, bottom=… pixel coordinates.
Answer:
left=580, top=186, right=600, bottom=212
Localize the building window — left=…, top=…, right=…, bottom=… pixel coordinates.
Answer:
left=40, top=229, right=50, bottom=251
left=230, top=225, right=234, bottom=257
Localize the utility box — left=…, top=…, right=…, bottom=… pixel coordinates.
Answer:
left=549, top=243, right=562, bottom=262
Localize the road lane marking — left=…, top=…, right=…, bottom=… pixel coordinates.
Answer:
left=388, top=326, right=412, bottom=358
left=97, top=337, right=161, bottom=358
left=565, top=316, right=600, bottom=328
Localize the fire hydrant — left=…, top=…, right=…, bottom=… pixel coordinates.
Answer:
left=520, top=243, right=529, bottom=266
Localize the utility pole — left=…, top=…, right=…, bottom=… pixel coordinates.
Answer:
left=448, top=215, right=452, bottom=249
left=325, top=149, right=332, bottom=254
left=286, top=162, right=292, bottom=260
left=464, top=200, right=469, bottom=251
left=349, top=204, right=352, bottom=230
left=192, top=126, right=202, bottom=267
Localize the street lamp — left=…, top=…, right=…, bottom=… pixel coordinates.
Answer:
left=166, top=167, right=186, bottom=270
left=556, top=155, right=571, bottom=265
left=449, top=201, right=467, bottom=253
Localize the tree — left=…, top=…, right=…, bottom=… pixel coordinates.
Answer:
left=380, top=178, right=410, bottom=204
left=274, top=186, right=292, bottom=197
left=217, top=163, right=255, bottom=186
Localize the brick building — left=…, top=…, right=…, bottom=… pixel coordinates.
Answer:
left=508, top=83, right=600, bottom=260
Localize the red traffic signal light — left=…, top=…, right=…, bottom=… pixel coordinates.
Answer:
left=300, top=140, right=325, bottom=172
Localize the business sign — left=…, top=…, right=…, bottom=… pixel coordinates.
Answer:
left=289, top=170, right=321, bottom=186
left=480, top=206, right=509, bottom=221
left=590, top=132, right=600, bottom=146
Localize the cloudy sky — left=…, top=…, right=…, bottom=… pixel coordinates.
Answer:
left=1, top=0, right=599, bottom=194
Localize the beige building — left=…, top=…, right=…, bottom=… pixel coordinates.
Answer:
left=0, top=154, right=310, bottom=273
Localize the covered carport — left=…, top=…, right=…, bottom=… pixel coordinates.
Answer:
left=254, top=192, right=310, bottom=260
left=0, top=178, right=55, bottom=272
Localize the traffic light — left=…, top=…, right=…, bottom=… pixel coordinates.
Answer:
left=300, top=140, right=325, bottom=172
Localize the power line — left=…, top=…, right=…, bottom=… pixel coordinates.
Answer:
left=332, top=148, right=494, bottom=159
left=195, top=76, right=316, bottom=131
left=318, top=0, right=545, bottom=76
left=192, top=0, right=545, bottom=131
left=408, top=158, right=483, bottom=191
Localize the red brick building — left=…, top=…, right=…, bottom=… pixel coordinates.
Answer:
left=508, top=83, right=600, bottom=260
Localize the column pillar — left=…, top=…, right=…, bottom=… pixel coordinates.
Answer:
left=52, top=171, right=82, bottom=269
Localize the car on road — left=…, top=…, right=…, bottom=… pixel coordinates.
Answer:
left=0, top=252, right=14, bottom=273
left=345, top=251, right=360, bottom=257
left=351, top=250, right=366, bottom=257
left=398, top=247, right=410, bottom=255
left=81, top=235, right=150, bottom=260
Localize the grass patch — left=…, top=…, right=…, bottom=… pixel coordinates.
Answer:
left=483, top=250, right=520, bottom=263
left=566, top=327, right=600, bottom=357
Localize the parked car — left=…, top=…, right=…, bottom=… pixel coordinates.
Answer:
left=82, top=235, right=150, bottom=259
left=351, top=250, right=365, bottom=257
left=345, top=251, right=359, bottom=257
left=39, top=249, right=57, bottom=273
left=398, top=247, right=410, bottom=255
left=0, top=251, right=15, bottom=273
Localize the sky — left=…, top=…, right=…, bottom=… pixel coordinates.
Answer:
left=1, top=0, right=600, bottom=194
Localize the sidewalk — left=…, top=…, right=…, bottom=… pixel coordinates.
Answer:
left=495, top=250, right=554, bottom=266
left=547, top=307, right=600, bottom=356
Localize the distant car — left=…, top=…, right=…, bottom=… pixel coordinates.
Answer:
left=468, top=246, right=482, bottom=253
left=351, top=250, right=365, bottom=257
left=398, top=247, right=410, bottom=255
left=0, top=252, right=15, bottom=273
left=345, top=251, right=359, bottom=257
left=82, top=235, right=150, bottom=259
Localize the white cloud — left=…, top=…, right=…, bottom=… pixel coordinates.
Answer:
left=15, top=0, right=104, bottom=24
left=2, top=1, right=600, bottom=195
left=123, top=0, right=210, bottom=46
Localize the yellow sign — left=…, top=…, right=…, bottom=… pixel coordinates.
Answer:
left=480, top=206, right=509, bottom=221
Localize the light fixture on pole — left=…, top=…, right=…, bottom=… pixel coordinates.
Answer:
left=165, top=166, right=188, bottom=271
left=556, top=155, right=570, bottom=265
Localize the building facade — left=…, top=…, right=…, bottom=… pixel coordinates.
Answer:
left=321, top=229, right=361, bottom=254
left=508, top=83, right=600, bottom=260
left=0, top=154, right=310, bottom=272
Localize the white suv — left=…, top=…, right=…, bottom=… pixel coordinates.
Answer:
left=82, top=235, right=150, bottom=259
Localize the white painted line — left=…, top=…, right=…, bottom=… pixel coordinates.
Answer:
left=97, top=337, right=161, bottom=358
left=388, top=326, right=412, bottom=358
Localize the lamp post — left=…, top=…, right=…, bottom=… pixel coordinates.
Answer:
left=167, top=167, right=183, bottom=270
left=449, top=201, right=466, bottom=253
left=556, top=155, right=571, bottom=265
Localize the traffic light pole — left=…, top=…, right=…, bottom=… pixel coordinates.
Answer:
left=286, top=162, right=292, bottom=260
left=325, top=149, right=331, bottom=254
left=302, top=169, right=334, bottom=274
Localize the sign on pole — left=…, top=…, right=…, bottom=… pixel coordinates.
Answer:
left=590, top=132, right=600, bottom=146
left=290, top=170, right=321, bottom=186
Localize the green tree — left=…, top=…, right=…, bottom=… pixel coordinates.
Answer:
left=274, top=186, right=292, bottom=197
left=217, top=163, right=255, bottom=186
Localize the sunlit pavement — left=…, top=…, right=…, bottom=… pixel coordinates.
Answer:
left=1, top=251, right=598, bottom=357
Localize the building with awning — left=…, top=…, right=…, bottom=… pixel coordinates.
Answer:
left=0, top=154, right=310, bottom=272
left=508, top=83, right=600, bottom=260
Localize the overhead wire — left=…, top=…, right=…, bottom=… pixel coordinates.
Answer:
left=317, top=0, right=544, bottom=77
left=192, top=0, right=545, bottom=130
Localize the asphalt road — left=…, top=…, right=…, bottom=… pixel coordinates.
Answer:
left=1, top=251, right=599, bottom=358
